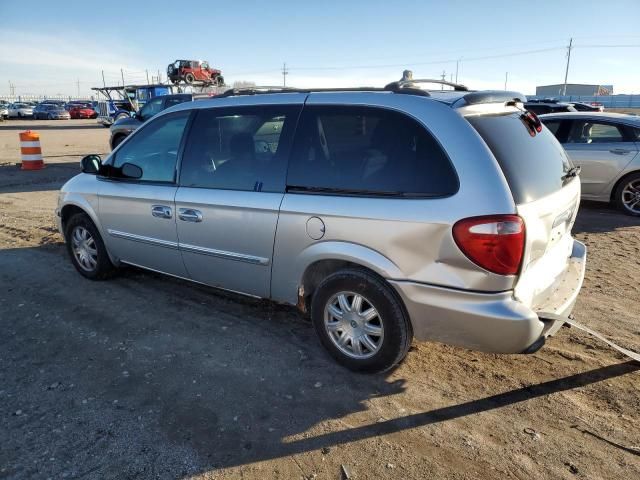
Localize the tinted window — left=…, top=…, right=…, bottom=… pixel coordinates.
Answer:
left=567, top=121, right=626, bottom=143
left=525, top=104, right=551, bottom=115
left=139, top=97, right=164, bottom=121
left=543, top=120, right=561, bottom=136
left=165, top=96, right=190, bottom=109
left=287, top=106, right=457, bottom=197
left=112, top=111, right=189, bottom=182
left=180, top=105, right=299, bottom=192
left=467, top=113, right=573, bottom=204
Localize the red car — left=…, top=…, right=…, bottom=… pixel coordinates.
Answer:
left=68, top=104, right=97, bottom=119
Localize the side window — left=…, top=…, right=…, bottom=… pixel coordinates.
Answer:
left=179, top=105, right=300, bottom=192
left=567, top=121, right=626, bottom=144
left=165, top=96, right=189, bottom=109
left=139, top=97, right=164, bottom=121
left=543, top=120, right=561, bottom=136
left=287, top=105, right=458, bottom=196
left=112, top=111, right=189, bottom=182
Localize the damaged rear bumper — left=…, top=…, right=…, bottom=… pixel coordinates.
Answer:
left=389, top=240, right=587, bottom=354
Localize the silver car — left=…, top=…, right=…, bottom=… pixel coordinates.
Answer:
left=57, top=82, right=587, bottom=372
left=540, top=112, right=640, bottom=215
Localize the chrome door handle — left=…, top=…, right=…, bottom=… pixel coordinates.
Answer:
left=151, top=205, right=172, bottom=219
left=610, top=148, right=630, bottom=155
left=178, top=208, right=203, bottom=222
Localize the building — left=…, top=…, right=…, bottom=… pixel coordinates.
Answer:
left=535, top=83, right=613, bottom=96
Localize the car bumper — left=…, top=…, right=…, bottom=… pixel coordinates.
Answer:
left=390, top=239, right=587, bottom=354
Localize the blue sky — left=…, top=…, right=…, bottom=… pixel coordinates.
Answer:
left=1, top=0, right=639, bottom=97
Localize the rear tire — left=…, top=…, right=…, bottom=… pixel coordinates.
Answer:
left=613, top=171, right=640, bottom=216
left=311, top=269, right=412, bottom=373
left=65, top=213, right=117, bottom=280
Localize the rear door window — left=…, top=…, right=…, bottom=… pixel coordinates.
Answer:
left=179, top=105, right=300, bottom=192
left=287, top=105, right=458, bottom=197
left=567, top=121, right=628, bottom=143
left=467, top=112, right=573, bottom=204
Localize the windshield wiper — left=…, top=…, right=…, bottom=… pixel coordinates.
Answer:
left=561, top=166, right=581, bottom=181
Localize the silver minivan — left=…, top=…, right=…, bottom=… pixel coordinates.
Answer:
left=57, top=82, right=587, bottom=372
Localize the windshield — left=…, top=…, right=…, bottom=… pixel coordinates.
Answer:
left=467, top=112, right=574, bottom=204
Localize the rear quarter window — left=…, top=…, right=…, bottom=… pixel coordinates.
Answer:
left=287, top=105, right=458, bottom=197
left=467, top=112, right=573, bottom=204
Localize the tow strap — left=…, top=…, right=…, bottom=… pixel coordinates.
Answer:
left=539, top=313, right=640, bottom=362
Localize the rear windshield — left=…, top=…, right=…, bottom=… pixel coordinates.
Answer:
left=467, top=112, right=573, bottom=204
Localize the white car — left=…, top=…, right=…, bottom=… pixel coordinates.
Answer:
left=0, top=105, right=8, bottom=119
left=8, top=103, right=34, bottom=118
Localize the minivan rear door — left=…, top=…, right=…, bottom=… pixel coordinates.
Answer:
left=175, top=104, right=302, bottom=298
left=466, top=111, right=581, bottom=309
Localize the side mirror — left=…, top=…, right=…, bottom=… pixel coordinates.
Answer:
left=121, top=162, right=143, bottom=179
left=81, top=154, right=101, bottom=174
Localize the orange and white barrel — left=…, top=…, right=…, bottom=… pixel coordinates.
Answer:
left=19, top=130, right=45, bottom=170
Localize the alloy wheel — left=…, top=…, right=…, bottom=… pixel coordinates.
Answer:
left=621, top=179, right=640, bottom=214
left=71, top=226, right=98, bottom=272
left=324, top=291, right=384, bottom=359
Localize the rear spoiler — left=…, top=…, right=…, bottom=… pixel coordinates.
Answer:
left=453, top=91, right=527, bottom=108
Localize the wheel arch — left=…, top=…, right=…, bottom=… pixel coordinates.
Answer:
left=610, top=168, right=640, bottom=202
left=60, top=199, right=117, bottom=264
left=293, top=242, right=405, bottom=314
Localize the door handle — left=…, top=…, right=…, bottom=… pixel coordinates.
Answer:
left=151, top=205, right=172, bottom=219
left=610, top=148, right=630, bottom=155
left=178, top=208, right=203, bottom=222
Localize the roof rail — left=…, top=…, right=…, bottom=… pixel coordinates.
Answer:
left=385, top=79, right=469, bottom=92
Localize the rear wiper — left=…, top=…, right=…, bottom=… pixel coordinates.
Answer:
left=561, top=166, right=581, bottom=181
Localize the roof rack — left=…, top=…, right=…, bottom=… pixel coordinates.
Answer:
left=386, top=78, right=469, bottom=92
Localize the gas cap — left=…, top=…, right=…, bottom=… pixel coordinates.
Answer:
left=306, top=216, right=326, bottom=240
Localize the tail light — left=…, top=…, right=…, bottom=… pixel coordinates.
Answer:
left=453, top=215, right=525, bottom=275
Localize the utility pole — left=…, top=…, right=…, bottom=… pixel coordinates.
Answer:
left=455, top=58, right=460, bottom=84
left=121, top=68, right=125, bottom=87
left=504, top=72, right=508, bottom=91
left=77, top=78, right=80, bottom=98
left=157, top=70, right=161, bottom=83
left=440, top=70, right=446, bottom=90
left=562, top=37, right=573, bottom=96
left=146, top=70, right=150, bottom=85
left=102, top=70, right=106, bottom=88
left=282, top=62, right=289, bottom=87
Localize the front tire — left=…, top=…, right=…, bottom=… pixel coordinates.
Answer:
left=311, top=269, right=412, bottom=373
left=65, top=213, right=116, bottom=280
left=614, top=172, right=640, bottom=216
left=185, top=73, right=195, bottom=84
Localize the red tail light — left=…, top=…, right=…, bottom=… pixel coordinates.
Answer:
left=453, top=215, right=525, bottom=275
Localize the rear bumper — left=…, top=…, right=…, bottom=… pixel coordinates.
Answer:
left=390, top=239, right=587, bottom=354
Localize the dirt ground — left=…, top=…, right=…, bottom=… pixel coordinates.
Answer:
left=0, top=119, right=639, bottom=480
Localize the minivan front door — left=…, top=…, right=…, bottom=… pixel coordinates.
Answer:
left=175, top=104, right=303, bottom=298
left=99, top=111, right=191, bottom=276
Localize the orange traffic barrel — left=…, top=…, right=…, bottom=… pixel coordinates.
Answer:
left=19, top=130, right=45, bottom=170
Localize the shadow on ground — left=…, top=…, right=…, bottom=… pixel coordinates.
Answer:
left=1, top=244, right=638, bottom=478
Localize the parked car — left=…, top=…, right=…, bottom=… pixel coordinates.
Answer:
left=33, top=103, right=71, bottom=120
left=8, top=103, right=34, bottom=118
left=525, top=100, right=577, bottom=115
left=109, top=93, right=193, bottom=149
left=568, top=102, right=604, bottom=112
left=0, top=104, right=8, bottom=119
left=540, top=112, right=640, bottom=215
left=68, top=103, right=97, bottom=119
left=167, top=59, right=224, bottom=85
left=57, top=83, right=586, bottom=372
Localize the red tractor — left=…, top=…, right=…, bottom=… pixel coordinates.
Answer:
left=167, top=60, right=224, bottom=85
